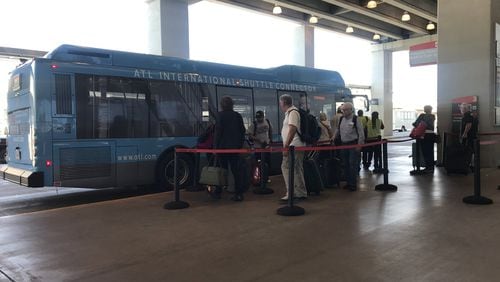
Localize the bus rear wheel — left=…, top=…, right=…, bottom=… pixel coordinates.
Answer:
left=156, top=152, right=193, bottom=191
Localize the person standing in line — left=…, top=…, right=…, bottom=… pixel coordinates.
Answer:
left=318, top=112, right=334, bottom=163
left=213, top=96, right=246, bottom=201
left=366, top=111, right=385, bottom=173
left=318, top=112, right=334, bottom=144
left=335, top=103, right=365, bottom=191
left=247, top=110, right=273, bottom=183
left=331, top=106, right=343, bottom=141
left=412, top=105, right=436, bottom=173
left=459, top=103, right=478, bottom=151
left=279, top=94, right=307, bottom=202
left=357, top=110, right=370, bottom=170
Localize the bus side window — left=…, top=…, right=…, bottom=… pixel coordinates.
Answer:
left=216, top=86, right=253, bottom=130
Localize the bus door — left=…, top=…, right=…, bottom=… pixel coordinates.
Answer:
left=216, top=86, right=254, bottom=129
left=352, top=94, right=370, bottom=113
left=6, top=67, right=34, bottom=167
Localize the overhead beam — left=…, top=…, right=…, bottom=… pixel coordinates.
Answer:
left=382, top=0, right=438, bottom=23
left=321, top=0, right=428, bottom=34
left=0, top=46, right=47, bottom=59
left=261, top=0, right=404, bottom=39
left=215, top=0, right=373, bottom=41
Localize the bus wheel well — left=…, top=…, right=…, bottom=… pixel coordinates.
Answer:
left=155, top=146, right=194, bottom=191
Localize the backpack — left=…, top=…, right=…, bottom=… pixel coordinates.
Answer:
left=290, top=109, right=321, bottom=145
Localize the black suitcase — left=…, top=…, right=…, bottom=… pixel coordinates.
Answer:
left=444, top=145, right=472, bottom=175
left=320, top=158, right=341, bottom=188
left=303, top=157, right=324, bottom=195
left=411, top=142, right=426, bottom=169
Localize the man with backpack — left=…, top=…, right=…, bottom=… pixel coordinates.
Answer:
left=247, top=110, right=272, bottom=149
left=247, top=110, right=272, bottom=184
left=335, top=102, right=365, bottom=191
left=279, top=94, right=307, bottom=202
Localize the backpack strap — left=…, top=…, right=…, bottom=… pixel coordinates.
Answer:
left=289, top=109, right=303, bottom=138
left=353, top=115, right=359, bottom=138
left=266, top=118, right=272, bottom=140
left=339, top=115, right=359, bottom=138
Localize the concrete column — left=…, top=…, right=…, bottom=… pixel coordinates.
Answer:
left=304, top=25, right=315, bottom=68
left=147, top=0, right=189, bottom=58
left=290, top=25, right=306, bottom=66
left=437, top=0, right=500, bottom=164
left=371, top=50, right=393, bottom=137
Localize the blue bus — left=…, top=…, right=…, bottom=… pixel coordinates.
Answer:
left=2, top=45, right=366, bottom=188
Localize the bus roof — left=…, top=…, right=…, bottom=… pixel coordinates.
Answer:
left=45, top=45, right=346, bottom=88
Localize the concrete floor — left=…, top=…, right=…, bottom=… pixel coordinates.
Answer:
left=1, top=143, right=500, bottom=282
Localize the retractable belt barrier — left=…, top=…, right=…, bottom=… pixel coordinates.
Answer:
left=164, top=139, right=402, bottom=214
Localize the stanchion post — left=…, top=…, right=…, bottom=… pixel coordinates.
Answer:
left=277, top=146, right=305, bottom=216
left=463, top=139, right=493, bottom=205
left=254, top=150, right=274, bottom=195
left=164, top=150, right=190, bottom=210
left=375, top=140, right=398, bottom=192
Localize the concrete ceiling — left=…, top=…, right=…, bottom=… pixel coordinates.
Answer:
left=215, top=0, right=437, bottom=42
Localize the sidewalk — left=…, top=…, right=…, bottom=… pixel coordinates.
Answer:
left=1, top=151, right=499, bottom=281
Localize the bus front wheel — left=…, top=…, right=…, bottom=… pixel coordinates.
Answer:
left=156, top=152, right=193, bottom=191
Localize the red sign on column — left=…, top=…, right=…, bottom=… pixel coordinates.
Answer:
left=409, top=41, right=438, bottom=67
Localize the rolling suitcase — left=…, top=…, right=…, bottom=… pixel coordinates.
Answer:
left=303, top=153, right=324, bottom=195
left=320, top=157, right=341, bottom=188
left=411, top=142, right=426, bottom=169
left=444, top=145, right=472, bottom=175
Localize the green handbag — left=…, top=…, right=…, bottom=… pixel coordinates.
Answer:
left=199, top=159, right=228, bottom=186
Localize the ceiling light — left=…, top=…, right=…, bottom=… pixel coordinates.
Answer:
left=346, top=26, right=354, bottom=33
left=272, top=5, right=282, bottom=14
left=426, top=21, right=435, bottom=30
left=402, top=11, right=410, bottom=21
left=309, top=15, right=318, bottom=24
left=373, top=34, right=380, bottom=40
left=367, top=1, right=377, bottom=9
